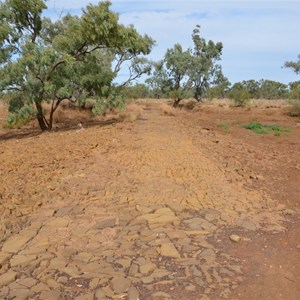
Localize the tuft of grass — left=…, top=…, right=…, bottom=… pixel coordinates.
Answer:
left=242, top=121, right=289, bottom=136
left=217, top=122, right=229, bottom=132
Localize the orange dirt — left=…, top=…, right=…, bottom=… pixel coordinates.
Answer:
left=0, top=99, right=299, bottom=300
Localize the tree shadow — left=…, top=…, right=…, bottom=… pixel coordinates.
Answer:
left=0, top=118, right=120, bottom=142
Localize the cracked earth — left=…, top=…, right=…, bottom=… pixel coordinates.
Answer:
left=0, top=100, right=299, bottom=300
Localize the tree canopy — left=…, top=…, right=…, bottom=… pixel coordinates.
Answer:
left=284, top=54, right=300, bottom=74
left=0, top=0, right=155, bottom=130
left=147, top=26, right=224, bottom=106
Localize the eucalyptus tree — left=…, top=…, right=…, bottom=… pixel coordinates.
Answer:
left=0, top=0, right=154, bottom=130
left=146, top=26, right=224, bottom=106
left=187, top=25, right=223, bottom=101
left=284, top=54, right=300, bottom=74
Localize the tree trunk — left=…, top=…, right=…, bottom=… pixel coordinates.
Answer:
left=35, top=101, right=49, bottom=131
left=172, top=98, right=181, bottom=108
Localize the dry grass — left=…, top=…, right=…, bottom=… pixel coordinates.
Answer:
left=159, top=103, right=178, bottom=116
left=118, top=103, right=144, bottom=122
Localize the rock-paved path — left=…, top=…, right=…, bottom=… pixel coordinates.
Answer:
left=0, top=101, right=299, bottom=299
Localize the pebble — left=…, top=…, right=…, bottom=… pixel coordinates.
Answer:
left=230, top=234, right=241, bottom=242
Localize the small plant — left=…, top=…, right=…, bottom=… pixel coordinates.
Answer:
left=217, top=122, right=229, bottom=132
left=288, top=100, right=300, bottom=117
left=242, top=121, right=289, bottom=136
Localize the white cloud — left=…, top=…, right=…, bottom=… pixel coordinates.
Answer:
left=45, top=0, right=300, bottom=84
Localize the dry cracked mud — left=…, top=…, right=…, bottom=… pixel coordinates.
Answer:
left=0, top=100, right=299, bottom=300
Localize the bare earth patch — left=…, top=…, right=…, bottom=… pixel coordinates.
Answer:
left=0, top=100, right=299, bottom=299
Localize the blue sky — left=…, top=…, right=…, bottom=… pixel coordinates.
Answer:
left=46, top=0, right=300, bottom=85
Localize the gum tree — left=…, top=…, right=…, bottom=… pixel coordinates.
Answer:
left=146, top=25, right=224, bottom=106
left=0, top=0, right=154, bottom=130
left=284, top=54, right=300, bottom=74
left=188, top=25, right=223, bottom=101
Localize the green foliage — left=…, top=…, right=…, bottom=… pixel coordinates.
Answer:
left=188, top=25, right=223, bottom=101
left=228, top=83, right=251, bottom=107
left=217, top=122, right=229, bottom=132
left=259, top=79, right=288, bottom=99
left=242, top=121, right=289, bottom=136
left=5, top=105, right=36, bottom=128
left=288, top=100, right=300, bottom=117
left=0, top=0, right=154, bottom=130
left=206, top=71, right=231, bottom=100
left=289, top=81, right=300, bottom=101
left=284, top=54, right=300, bottom=74
left=227, top=79, right=288, bottom=101
left=122, top=83, right=151, bottom=100
left=92, top=93, right=125, bottom=115
left=147, top=25, right=223, bottom=104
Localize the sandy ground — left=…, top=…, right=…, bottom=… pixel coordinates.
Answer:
left=0, top=99, right=299, bottom=300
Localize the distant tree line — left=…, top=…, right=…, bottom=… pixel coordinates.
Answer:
left=123, top=79, right=300, bottom=102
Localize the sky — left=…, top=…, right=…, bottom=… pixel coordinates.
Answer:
left=45, top=0, right=300, bottom=85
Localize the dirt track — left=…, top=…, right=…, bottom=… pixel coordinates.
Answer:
left=0, top=100, right=299, bottom=299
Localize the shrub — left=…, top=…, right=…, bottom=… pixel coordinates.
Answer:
left=5, top=106, right=36, bottom=128
left=242, top=121, right=289, bottom=136
left=288, top=100, right=300, bottom=117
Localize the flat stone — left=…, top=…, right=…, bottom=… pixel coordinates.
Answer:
left=142, top=276, right=154, bottom=284
left=46, top=217, right=69, bottom=227
left=185, top=285, right=196, bottom=292
left=116, top=258, right=132, bottom=269
left=73, top=252, right=94, bottom=263
left=8, top=288, right=30, bottom=300
left=178, top=258, right=199, bottom=266
left=94, top=218, right=116, bottom=229
left=31, top=282, right=50, bottom=293
left=160, top=243, right=181, bottom=258
left=0, top=252, right=11, bottom=266
left=111, top=276, right=131, bottom=293
left=0, top=270, right=17, bottom=288
left=61, top=265, right=81, bottom=277
left=57, top=276, right=68, bottom=284
left=128, top=286, right=139, bottom=300
left=183, top=218, right=217, bottom=232
left=190, top=265, right=203, bottom=277
left=89, top=278, right=99, bottom=289
left=128, top=263, right=139, bottom=276
left=74, top=292, right=95, bottom=300
left=18, top=277, right=37, bottom=288
left=49, top=257, right=68, bottom=269
left=47, top=279, right=61, bottom=289
left=166, top=230, right=188, bottom=239
left=95, top=288, right=106, bottom=300
left=2, top=235, right=33, bottom=253
left=10, top=254, right=37, bottom=267
left=152, top=269, right=171, bottom=279
left=201, top=249, right=216, bottom=259
left=102, top=286, right=115, bottom=297
left=140, top=262, right=156, bottom=275
left=138, top=207, right=179, bottom=224
left=40, top=290, right=61, bottom=300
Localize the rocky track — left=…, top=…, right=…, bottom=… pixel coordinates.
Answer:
left=0, top=101, right=299, bottom=299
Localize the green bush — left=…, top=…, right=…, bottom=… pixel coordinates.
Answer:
left=242, top=121, right=289, bottom=136
left=228, top=84, right=251, bottom=107
left=92, top=94, right=125, bottom=115
left=5, top=105, right=36, bottom=128
left=288, top=100, right=300, bottom=117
